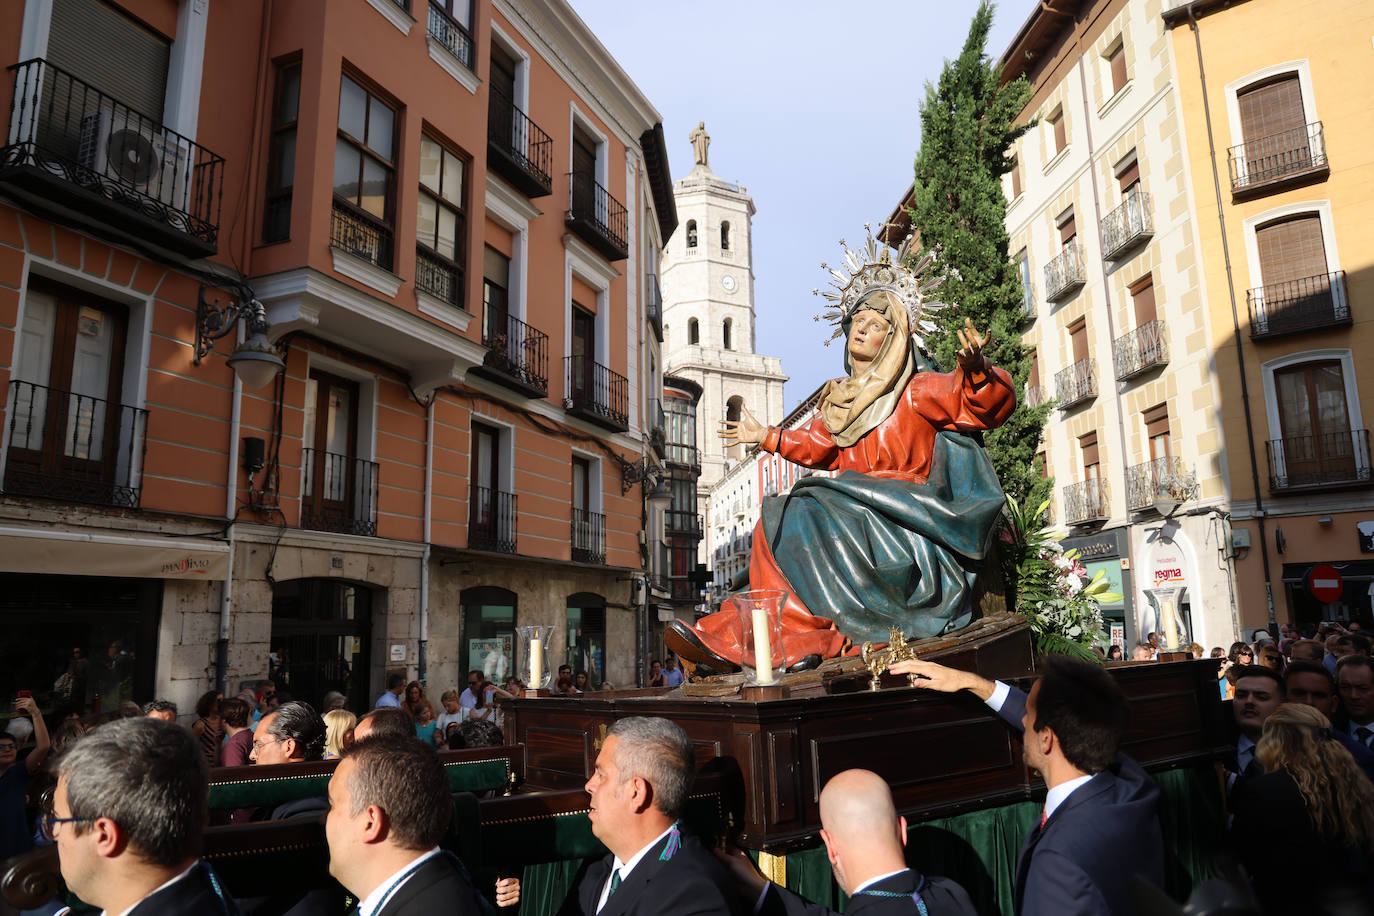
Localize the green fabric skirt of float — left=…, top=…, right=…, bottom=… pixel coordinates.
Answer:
left=758, top=431, right=1007, bottom=645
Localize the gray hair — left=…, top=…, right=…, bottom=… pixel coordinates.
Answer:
left=57, top=717, right=207, bottom=866
left=607, top=717, right=694, bottom=818
left=321, top=690, right=347, bottom=712
left=266, top=701, right=325, bottom=760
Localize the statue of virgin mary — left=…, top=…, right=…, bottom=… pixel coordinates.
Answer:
left=666, top=235, right=1016, bottom=672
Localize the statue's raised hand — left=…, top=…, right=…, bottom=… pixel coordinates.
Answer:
left=719, top=406, right=766, bottom=448
left=956, top=318, right=992, bottom=375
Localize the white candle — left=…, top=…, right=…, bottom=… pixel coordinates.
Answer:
left=751, top=607, right=775, bottom=685
left=529, top=637, right=543, bottom=687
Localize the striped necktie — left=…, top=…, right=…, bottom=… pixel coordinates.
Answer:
left=607, top=869, right=622, bottom=898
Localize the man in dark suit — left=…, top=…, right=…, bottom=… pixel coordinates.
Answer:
left=720, top=769, right=976, bottom=915
left=49, top=716, right=238, bottom=915
left=326, top=735, right=487, bottom=915
left=1283, top=659, right=1374, bottom=783
left=1227, top=665, right=1284, bottom=785
left=890, top=654, right=1164, bottom=916
left=558, top=716, right=745, bottom=916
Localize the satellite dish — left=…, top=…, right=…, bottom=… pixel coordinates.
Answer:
left=104, top=129, right=159, bottom=184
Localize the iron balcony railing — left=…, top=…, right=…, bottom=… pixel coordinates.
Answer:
left=330, top=201, right=394, bottom=272
left=665, top=510, right=702, bottom=538
left=571, top=507, right=605, bottom=564
left=1247, top=271, right=1349, bottom=338
left=565, top=171, right=628, bottom=260
left=469, top=486, right=516, bottom=553
left=3, top=380, right=146, bottom=508
left=1044, top=243, right=1086, bottom=302
left=669, top=541, right=698, bottom=601
left=427, top=2, right=474, bottom=71
left=1063, top=478, right=1110, bottom=525
left=1025, top=385, right=1047, bottom=409
left=1101, top=188, right=1154, bottom=261
left=1113, top=319, right=1168, bottom=380
left=1, top=58, right=224, bottom=255
left=564, top=356, right=628, bottom=431
left=1267, top=429, right=1372, bottom=492
left=648, top=398, right=667, bottom=454
left=479, top=311, right=549, bottom=397
left=666, top=442, right=700, bottom=471
left=415, top=245, right=463, bottom=308
left=486, top=86, right=552, bottom=197
left=301, top=449, right=379, bottom=537
left=646, top=273, right=664, bottom=341
left=1229, top=121, right=1328, bottom=194
left=1055, top=359, right=1097, bottom=409
left=1126, top=456, right=1198, bottom=511
left=1020, top=280, right=1037, bottom=322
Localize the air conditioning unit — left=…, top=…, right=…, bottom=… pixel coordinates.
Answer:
left=78, top=106, right=193, bottom=214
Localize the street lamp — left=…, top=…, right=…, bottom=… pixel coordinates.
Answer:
left=621, top=457, right=673, bottom=509
left=196, top=284, right=285, bottom=389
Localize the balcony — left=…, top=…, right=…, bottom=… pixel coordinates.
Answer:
left=1043, top=243, right=1086, bottom=302
left=487, top=87, right=552, bottom=198
left=1100, top=188, right=1153, bottom=261
left=564, top=357, right=628, bottom=432
left=1266, top=429, right=1372, bottom=492
left=426, top=2, right=474, bottom=72
left=415, top=245, right=463, bottom=309
left=666, top=442, right=701, bottom=471
left=3, top=380, right=146, bottom=508
left=1126, top=456, right=1198, bottom=511
left=669, top=541, right=698, bottom=601
left=470, top=312, right=548, bottom=398
left=468, top=486, right=516, bottom=554
left=1063, top=478, right=1110, bottom=525
left=330, top=201, right=393, bottom=272
left=301, top=449, right=378, bottom=537
left=571, top=508, right=605, bottom=564
left=648, top=399, right=667, bottom=457
left=565, top=171, right=628, bottom=261
left=1054, top=359, right=1097, bottom=410
left=1229, top=121, right=1328, bottom=198
left=646, top=273, right=664, bottom=342
left=666, top=510, right=703, bottom=538
left=0, top=59, right=224, bottom=257
left=1025, top=385, right=1047, bottom=409
left=1247, top=271, right=1349, bottom=339
left=1113, top=320, right=1168, bottom=381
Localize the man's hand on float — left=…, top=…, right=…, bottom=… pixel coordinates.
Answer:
left=888, top=658, right=997, bottom=702
left=955, top=318, right=992, bottom=380
left=714, top=845, right=769, bottom=897
left=719, top=406, right=766, bottom=447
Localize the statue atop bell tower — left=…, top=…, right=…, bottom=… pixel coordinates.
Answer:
left=689, top=121, right=710, bottom=168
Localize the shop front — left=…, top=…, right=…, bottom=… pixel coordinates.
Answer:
left=1062, top=527, right=1133, bottom=651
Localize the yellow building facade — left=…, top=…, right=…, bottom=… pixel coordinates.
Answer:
left=1165, top=0, right=1374, bottom=633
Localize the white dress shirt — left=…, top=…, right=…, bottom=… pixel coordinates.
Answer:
left=356, top=847, right=441, bottom=916
left=986, top=680, right=1094, bottom=821
left=596, top=823, right=677, bottom=913
left=98, top=862, right=198, bottom=916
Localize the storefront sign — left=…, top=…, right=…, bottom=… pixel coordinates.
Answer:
left=0, top=530, right=230, bottom=580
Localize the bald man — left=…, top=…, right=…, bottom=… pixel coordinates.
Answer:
left=721, top=769, right=975, bottom=915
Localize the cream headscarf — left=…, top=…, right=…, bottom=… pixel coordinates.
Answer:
left=819, top=289, right=915, bottom=448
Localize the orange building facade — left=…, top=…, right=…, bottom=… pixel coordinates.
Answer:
left=0, top=0, right=683, bottom=713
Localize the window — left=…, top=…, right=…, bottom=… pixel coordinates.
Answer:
left=1070, top=320, right=1088, bottom=365
left=722, top=318, right=732, bottom=351
left=469, top=420, right=514, bottom=553
left=415, top=134, right=467, bottom=306
left=570, top=123, right=599, bottom=223
left=1028, top=347, right=1041, bottom=402
left=46, top=0, right=169, bottom=123
left=686, top=220, right=698, bottom=249
left=6, top=279, right=138, bottom=507
left=1131, top=275, right=1157, bottom=326
left=333, top=75, right=398, bottom=268
left=301, top=369, right=375, bottom=535
left=1238, top=74, right=1306, bottom=152
left=1256, top=214, right=1327, bottom=287
left=1058, top=209, right=1077, bottom=248
left=1107, top=42, right=1128, bottom=97
left=1144, top=404, right=1170, bottom=460
left=1117, top=156, right=1140, bottom=195
left=461, top=586, right=516, bottom=681
left=570, top=304, right=595, bottom=400
left=1081, top=432, right=1100, bottom=482
left=482, top=247, right=510, bottom=342
left=721, top=221, right=731, bottom=250
left=1009, top=157, right=1022, bottom=199
left=1049, top=107, right=1067, bottom=154
left=1273, top=360, right=1358, bottom=485
left=1016, top=249, right=1033, bottom=315
left=263, top=59, right=301, bottom=244
left=566, top=595, right=605, bottom=687
left=688, top=318, right=699, bottom=345
left=570, top=455, right=602, bottom=563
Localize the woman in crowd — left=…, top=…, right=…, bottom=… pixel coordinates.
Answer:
left=322, top=708, right=356, bottom=759
left=413, top=699, right=439, bottom=746
left=403, top=680, right=426, bottom=719
left=1106, top=645, right=1124, bottom=661
left=647, top=659, right=666, bottom=686
left=468, top=678, right=514, bottom=729
left=1230, top=703, right=1374, bottom=911
left=219, top=697, right=254, bottom=767
left=1256, top=641, right=1285, bottom=672
left=191, top=690, right=223, bottom=768
left=436, top=689, right=464, bottom=731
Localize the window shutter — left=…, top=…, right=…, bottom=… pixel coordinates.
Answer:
left=1052, top=112, right=1066, bottom=152
left=1029, top=349, right=1040, bottom=389
left=1010, top=161, right=1022, bottom=198
left=1070, top=321, right=1088, bottom=364
left=1117, top=158, right=1140, bottom=193
left=1059, top=211, right=1077, bottom=245
left=1131, top=275, right=1157, bottom=325
left=1080, top=432, right=1099, bottom=468
left=1144, top=404, right=1170, bottom=439
left=1256, top=215, right=1326, bottom=286
left=47, top=0, right=170, bottom=122
left=1109, top=45, right=1128, bottom=96
left=1238, top=75, right=1306, bottom=145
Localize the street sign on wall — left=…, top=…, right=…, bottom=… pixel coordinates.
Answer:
left=1308, top=564, right=1344, bottom=603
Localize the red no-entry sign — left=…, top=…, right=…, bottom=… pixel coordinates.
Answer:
left=1308, top=564, right=1344, bottom=602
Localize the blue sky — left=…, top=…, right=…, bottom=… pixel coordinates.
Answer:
left=569, top=0, right=1038, bottom=413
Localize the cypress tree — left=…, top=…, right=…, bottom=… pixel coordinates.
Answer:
left=910, top=1, right=1052, bottom=509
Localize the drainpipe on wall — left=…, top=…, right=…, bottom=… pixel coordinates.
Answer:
left=216, top=361, right=243, bottom=695
left=419, top=396, right=435, bottom=684
left=1184, top=2, right=1279, bottom=636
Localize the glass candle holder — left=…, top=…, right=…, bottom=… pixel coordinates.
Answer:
left=732, top=589, right=789, bottom=685
left=518, top=625, right=553, bottom=690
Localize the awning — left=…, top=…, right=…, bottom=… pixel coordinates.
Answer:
left=0, top=527, right=230, bottom=581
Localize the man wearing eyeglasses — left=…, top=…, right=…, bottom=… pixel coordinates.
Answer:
left=1, top=696, right=49, bottom=861
left=248, top=700, right=329, bottom=821
left=47, top=716, right=237, bottom=914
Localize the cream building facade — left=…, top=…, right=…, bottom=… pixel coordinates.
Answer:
left=659, top=125, right=786, bottom=573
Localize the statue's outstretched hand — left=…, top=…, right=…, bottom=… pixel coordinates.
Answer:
left=956, top=318, right=992, bottom=376
left=719, top=406, right=766, bottom=447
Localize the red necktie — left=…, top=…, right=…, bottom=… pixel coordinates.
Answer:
left=1039, top=808, right=1049, bottom=831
